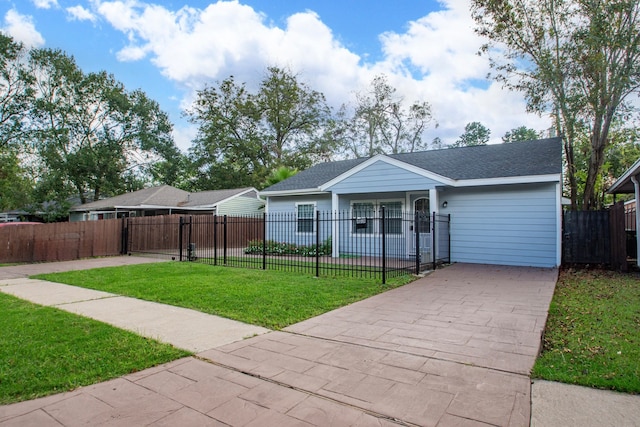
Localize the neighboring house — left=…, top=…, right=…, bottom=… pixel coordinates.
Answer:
left=260, top=138, right=563, bottom=268
left=69, top=186, right=264, bottom=221
left=608, top=157, right=640, bottom=266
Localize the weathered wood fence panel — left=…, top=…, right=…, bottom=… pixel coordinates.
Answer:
left=0, top=219, right=124, bottom=263
left=562, top=202, right=627, bottom=271
left=124, top=215, right=265, bottom=257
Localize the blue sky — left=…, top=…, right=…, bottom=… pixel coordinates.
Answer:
left=1, top=0, right=550, bottom=151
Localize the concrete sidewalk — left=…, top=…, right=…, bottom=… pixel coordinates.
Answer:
left=1, top=257, right=639, bottom=426
left=0, top=277, right=269, bottom=352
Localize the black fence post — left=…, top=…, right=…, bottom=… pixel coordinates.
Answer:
left=315, top=210, right=320, bottom=277
left=223, top=215, right=228, bottom=265
left=188, top=216, right=194, bottom=261
left=432, top=212, right=437, bottom=271
left=121, top=217, right=128, bottom=255
left=447, top=214, right=451, bottom=263
left=262, top=212, right=266, bottom=270
left=415, top=211, right=420, bottom=274
left=213, top=215, right=218, bottom=265
left=178, top=216, right=184, bottom=262
left=381, top=206, right=386, bottom=284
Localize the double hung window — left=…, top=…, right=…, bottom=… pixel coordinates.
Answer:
left=296, top=203, right=315, bottom=233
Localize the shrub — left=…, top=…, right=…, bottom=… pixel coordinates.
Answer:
left=244, top=237, right=332, bottom=257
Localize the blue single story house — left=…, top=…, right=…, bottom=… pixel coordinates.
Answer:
left=260, top=137, right=563, bottom=268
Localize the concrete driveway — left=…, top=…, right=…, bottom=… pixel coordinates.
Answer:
left=198, top=263, right=557, bottom=426
left=1, top=261, right=557, bottom=426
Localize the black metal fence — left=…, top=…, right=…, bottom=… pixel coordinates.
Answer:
left=125, top=209, right=451, bottom=283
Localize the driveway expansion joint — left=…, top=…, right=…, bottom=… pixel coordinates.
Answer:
left=192, top=354, right=418, bottom=427
left=284, top=329, right=532, bottom=379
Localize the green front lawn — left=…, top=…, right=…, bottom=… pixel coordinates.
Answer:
left=0, top=293, right=190, bottom=404
left=533, top=269, right=640, bottom=393
left=34, top=262, right=413, bottom=330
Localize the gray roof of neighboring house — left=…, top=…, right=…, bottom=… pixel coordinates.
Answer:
left=71, top=186, right=257, bottom=211
left=182, top=187, right=256, bottom=207
left=263, top=137, right=562, bottom=193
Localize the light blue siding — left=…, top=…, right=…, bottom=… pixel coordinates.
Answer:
left=265, top=195, right=332, bottom=247
left=443, top=183, right=558, bottom=268
left=326, top=160, right=442, bottom=194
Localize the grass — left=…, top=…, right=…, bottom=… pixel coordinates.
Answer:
left=533, top=268, right=640, bottom=393
left=34, top=262, right=413, bottom=330
left=0, top=292, right=191, bottom=404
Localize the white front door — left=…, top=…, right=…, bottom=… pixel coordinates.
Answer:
left=411, top=197, right=431, bottom=260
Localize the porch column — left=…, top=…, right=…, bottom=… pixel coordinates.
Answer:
left=429, top=189, right=439, bottom=214
left=332, top=193, right=340, bottom=258
left=429, top=188, right=439, bottom=263
left=632, top=176, right=640, bottom=267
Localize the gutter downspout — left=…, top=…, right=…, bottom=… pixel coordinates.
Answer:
left=632, top=175, right=640, bottom=267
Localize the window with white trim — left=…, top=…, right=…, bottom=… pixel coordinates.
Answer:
left=351, top=200, right=403, bottom=235
left=352, top=202, right=375, bottom=234
left=296, top=203, right=315, bottom=233
left=379, top=201, right=402, bottom=235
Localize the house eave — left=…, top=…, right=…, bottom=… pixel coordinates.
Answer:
left=454, top=173, right=562, bottom=187
left=259, top=188, right=328, bottom=197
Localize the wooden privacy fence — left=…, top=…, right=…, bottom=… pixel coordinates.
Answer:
left=0, top=218, right=124, bottom=263
left=562, top=202, right=627, bottom=271
left=124, top=215, right=264, bottom=258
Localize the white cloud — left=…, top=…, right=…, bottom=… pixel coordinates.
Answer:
left=93, top=0, right=550, bottom=147
left=32, top=0, right=59, bottom=9
left=66, top=5, right=98, bottom=23
left=2, top=9, right=45, bottom=48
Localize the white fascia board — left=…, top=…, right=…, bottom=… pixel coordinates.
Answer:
left=454, top=174, right=562, bottom=187
left=259, top=188, right=328, bottom=197
left=608, top=157, right=640, bottom=193
left=319, top=155, right=455, bottom=191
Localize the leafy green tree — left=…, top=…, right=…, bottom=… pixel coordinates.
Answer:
left=471, top=0, right=640, bottom=209
left=187, top=67, right=334, bottom=189
left=27, top=49, right=179, bottom=205
left=573, top=125, right=640, bottom=208
left=338, top=75, right=435, bottom=157
left=502, top=126, right=540, bottom=143
left=263, top=166, right=298, bottom=189
left=451, top=122, right=491, bottom=147
left=0, top=34, right=32, bottom=150
left=0, top=147, right=32, bottom=211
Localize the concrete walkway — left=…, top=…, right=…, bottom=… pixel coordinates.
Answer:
left=1, top=258, right=638, bottom=426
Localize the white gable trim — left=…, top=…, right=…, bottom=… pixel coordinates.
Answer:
left=319, top=155, right=454, bottom=191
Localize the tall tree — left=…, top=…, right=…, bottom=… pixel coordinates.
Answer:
left=187, top=67, right=334, bottom=189
left=338, top=75, right=435, bottom=158
left=472, top=0, right=640, bottom=209
left=0, top=35, right=34, bottom=210
left=502, top=126, right=540, bottom=143
left=28, top=49, right=179, bottom=205
left=0, top=34, right=32, bottom=149
left=451, top=121, right=491, bottom=147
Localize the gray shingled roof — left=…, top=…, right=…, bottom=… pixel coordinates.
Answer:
left=263, top=137, right=562, bottom=193
left=182, top=187, right=255, bottom=207
left=71, top=186, right=256, bottom=211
